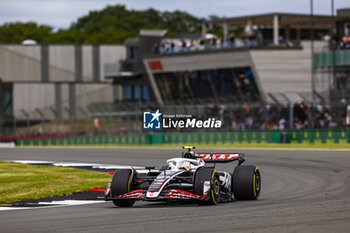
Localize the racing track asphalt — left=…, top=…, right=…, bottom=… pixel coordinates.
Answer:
left=1, top=147, right=350, bottom=233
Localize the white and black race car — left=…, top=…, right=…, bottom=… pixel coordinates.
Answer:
left=104, top=146, right=261, bottom=207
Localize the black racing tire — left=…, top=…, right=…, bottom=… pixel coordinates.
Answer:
left=111, top=169, right=135, bottom=207
left=232, top=165, right=261, bottom=200
left=194, top=168, right=220, bottom=205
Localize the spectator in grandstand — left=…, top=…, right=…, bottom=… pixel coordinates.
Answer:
left=295, top=119, right=306, bottom=129
left=242, top=103, right=252, bottom=129
left=265, top=105, right=272, bottom=118
left=324, top=112, right=333, bottom=128
left=257, top=30, right=264, bottom=46
left=328, top=112, right=338, bottom=128
left=162, top=42, right=171, bottom=53
left=236, top=107, right=246, bottom=131
left=94, top=118, right=100, bottom=134
left=248, top=32, right=257, bottom=46
left=279, top=117, right=287, bottom=143
left=219, top=105, right=225, bottom=123
left=224, top=114, right=231, bottom=130
left=218, top=36, right=224, bottom=48
left=337, top=35, right=350, bottom=49
left=230, top=110, right=237, bottom=130
left=210, top=37, right=216, bottom=47
left=181, top=40, right=186, bottom=50
left=278, top=35, right=285, bottom=44
left=323, top=34, right=331, bottom=41
left=178, top=40, right=183, bottom=48
left=294, top=102, right=307, bottom=125
left=186, top=39, right=193, bottom=50
left=266, top=118, right=277, bottom=130
left=279, top=118, right=286, bottom=130
left=224, top=36, right=230, bottom=47
left=152, top=42, right=160, bottom=54
left=241, top=35, right=248, bottom=46
left=246, top=113, right=254, bottom=129
left=252, top=106, right=264, bottom=129
left=229, top=34, right=236, bottom=47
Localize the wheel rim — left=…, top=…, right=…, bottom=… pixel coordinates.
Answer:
left=213, top=179, right=220, bottom=195
left=255, top=174, right=260, bottom=194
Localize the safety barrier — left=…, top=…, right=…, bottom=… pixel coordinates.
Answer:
left=286, top=128, right=348, bottom=144
left=18, top=134, right=147, bottom=146
left=16, top=128, right=349, bottom=146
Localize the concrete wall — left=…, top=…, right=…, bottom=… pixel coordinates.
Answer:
left=49, top=45, right=75, bottom=82
left=250, top=41, right=328, bottom=102
left=0, top=44, right=125, bottom=120
left=4, top=45, right=41, bottom=60
left=13, top=83, right=55, bottom=119
left=0, top=46, right=41, bottom=82
left=0, top=44, right=125, bottom=83
left=100, top=45, right=125, bottom=81
left=82, top=45, right=93, bottom=81
left=146, top=50, right=252, bottom=73
left=13, top=83, right=113, bottom=120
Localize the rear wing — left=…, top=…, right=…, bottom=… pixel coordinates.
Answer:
left=195, top=153, right=245, bottom=164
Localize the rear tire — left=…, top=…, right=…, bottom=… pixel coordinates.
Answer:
left=194, top=168, right=220, bottom=205
left=232, top=165, right=261, bottom=200
left=111, top=169, right=135, bottom=207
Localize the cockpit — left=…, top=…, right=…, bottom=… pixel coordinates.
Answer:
left=166, top=158, right=205, bottom=171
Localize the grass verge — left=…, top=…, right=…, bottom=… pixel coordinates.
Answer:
left=0, top=161, right=111, bottom=203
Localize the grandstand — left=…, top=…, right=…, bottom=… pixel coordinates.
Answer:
left=106, top=12, right=346, bottom=105
left=1, top=9, right=350, bottom=137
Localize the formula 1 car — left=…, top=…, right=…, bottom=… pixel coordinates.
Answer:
left=104, top=146, right=261, bottom=207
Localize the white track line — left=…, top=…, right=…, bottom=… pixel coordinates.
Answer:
left=10, top=160, right=54, bottom=164
left=8, top=160, right=144, bottom=170
left=0, top=200, right=105, bottom=211
left=0, top=207, right=31, bottom=211
left=37, top=200, right=105, bottom=206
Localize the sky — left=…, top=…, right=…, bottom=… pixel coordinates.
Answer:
left=0, top=0, right=349, bottom=29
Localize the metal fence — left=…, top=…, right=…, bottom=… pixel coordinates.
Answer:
left=1, top=102, right=349, bottom=140
left=17, top=128, right=349, bottom=146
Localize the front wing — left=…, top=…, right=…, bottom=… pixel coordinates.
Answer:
left=105, top=189, right=209, bottom=202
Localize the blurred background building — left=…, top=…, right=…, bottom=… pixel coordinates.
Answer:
left=1, top=8, right=350, bottom=138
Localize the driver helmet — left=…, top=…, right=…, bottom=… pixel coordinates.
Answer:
left=178, top=161, right=191, bottom=170
left=183, top=151, right=195, bottom=159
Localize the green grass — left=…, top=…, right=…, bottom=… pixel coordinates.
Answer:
left=0, top=161, right=111, bottom=204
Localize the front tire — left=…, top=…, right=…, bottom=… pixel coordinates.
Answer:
left=111, top=169, right=135, bottom=207
left=194, top=168, right=220, bottom=205
left=232, top=165, right=261, bottom=200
